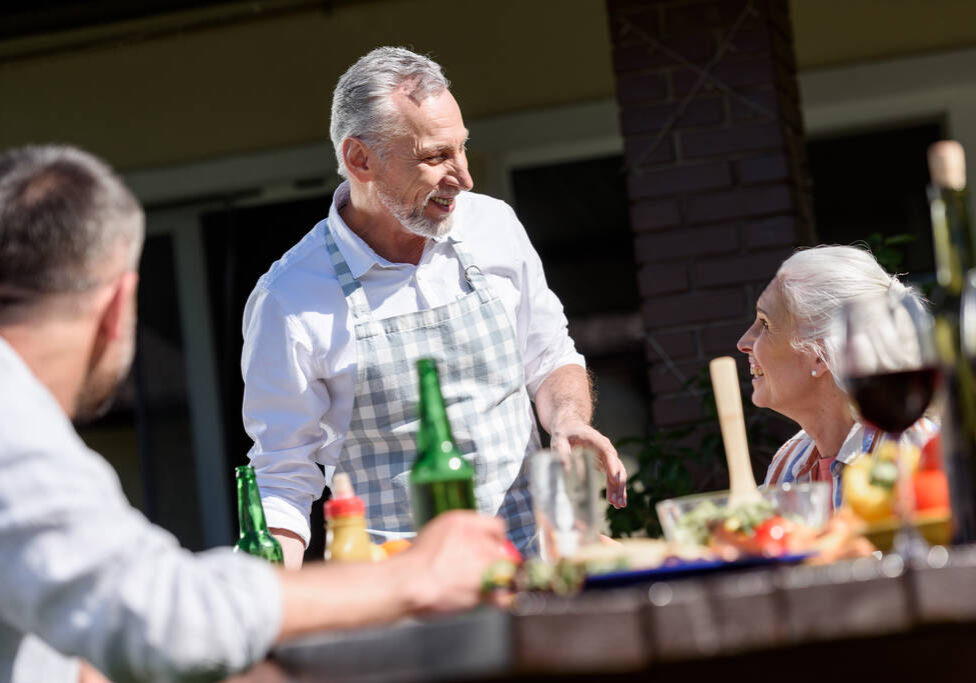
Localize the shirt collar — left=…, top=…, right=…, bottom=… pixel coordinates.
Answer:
left=325, top=181, right=461, bottom=278
left=836, top=421, right=871, bottom=465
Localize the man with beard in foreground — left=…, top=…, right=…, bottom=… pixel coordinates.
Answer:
left=242, top=47, right=628, bottom=567
left=0, top=145, right=510, bottom=683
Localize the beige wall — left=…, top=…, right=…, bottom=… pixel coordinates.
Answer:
left=792, top=0, right=976, bottom=69
left=3, top=0, right=976, bottom=175
left=0, top=0, right=615, bottom=172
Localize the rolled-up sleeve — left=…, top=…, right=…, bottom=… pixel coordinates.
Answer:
left=241, top=286, right=343, bottom=545
left=505, top=206, right=585, bottom=398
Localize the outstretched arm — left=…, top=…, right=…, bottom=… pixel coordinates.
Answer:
left=275, top=511, right=509, bottom=640
left=533, top=364, right=627, bottom=509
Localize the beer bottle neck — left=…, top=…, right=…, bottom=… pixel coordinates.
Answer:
left=932, top=186, right=974, bottom=297
left=418, top=369, right=458, bottom=461
left=236, top=470, right=269, bottom=536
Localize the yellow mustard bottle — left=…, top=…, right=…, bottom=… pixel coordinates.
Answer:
left=324, top=473, right=373, bottom=562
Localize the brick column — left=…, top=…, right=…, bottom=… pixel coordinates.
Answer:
left=606, top=0, right=813, bottom=427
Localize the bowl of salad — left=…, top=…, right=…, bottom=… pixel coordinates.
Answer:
left=656, top=482, right=832, bottom=557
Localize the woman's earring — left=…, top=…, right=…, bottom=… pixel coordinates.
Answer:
left=811, top=370, right=818, bottom=377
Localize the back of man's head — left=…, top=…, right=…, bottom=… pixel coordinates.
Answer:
left=0, top=145, right=144, bottom=317
left=330, top=46, right=450, bottom=178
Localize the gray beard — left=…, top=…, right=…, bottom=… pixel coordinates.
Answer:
left=376, top=186, right=454, bottom=239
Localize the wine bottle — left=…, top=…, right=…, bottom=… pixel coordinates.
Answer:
left=410, top=358, right=476, bottom=528
left=927, top=140, right=976, bottom=543
left=234, top=465, right=284, bottom=564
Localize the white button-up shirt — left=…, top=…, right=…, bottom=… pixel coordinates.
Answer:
left=242, top=183, right=584, bottom=544
left=0, top=337, right=281, bottom=683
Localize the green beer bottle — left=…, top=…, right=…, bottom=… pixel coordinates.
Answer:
left=410, top=358, right=476, bottom=528
left=234, top=465, right=284, bottom=564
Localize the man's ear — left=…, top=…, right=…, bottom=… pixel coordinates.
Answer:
left=342, top=138, right=374, bottom=183
left=97, top=271, right=139, bottom=341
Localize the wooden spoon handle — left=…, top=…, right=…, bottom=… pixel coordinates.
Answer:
left=709, top=356, right=758, bottom=499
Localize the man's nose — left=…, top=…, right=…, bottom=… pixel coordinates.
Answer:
left=450, top=155, right=473, bottom=192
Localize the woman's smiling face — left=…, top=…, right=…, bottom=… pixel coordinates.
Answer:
left=736, top=280, right=817, bottom=415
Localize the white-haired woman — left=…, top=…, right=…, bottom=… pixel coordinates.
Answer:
left=736, top=245, right=938, bottom=509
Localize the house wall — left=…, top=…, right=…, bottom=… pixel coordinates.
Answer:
left=2, top=0, right=976, bottom=175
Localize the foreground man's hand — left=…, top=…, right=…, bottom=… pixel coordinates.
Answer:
left=274, top=511, right=509, bottom=642
left=396, top=511, right=511, bottom=614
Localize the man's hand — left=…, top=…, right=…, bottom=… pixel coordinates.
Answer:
left=397, top=511, right=510, bottom=614
left=548, top=412, right=627, bottom=509
left=534, top=365, right=628, bottom=509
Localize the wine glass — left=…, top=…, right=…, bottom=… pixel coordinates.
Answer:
left=835, top=289, right=941, bottom=559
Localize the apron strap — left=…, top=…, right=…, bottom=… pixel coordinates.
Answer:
left=325, top=223, right=495, bottom=320
left=324, top=221, right=373, bottom=321
left=450, top=238, right=493, bottom=305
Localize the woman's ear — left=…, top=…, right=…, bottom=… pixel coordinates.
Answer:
left=810, top=353, right=828, bottom=378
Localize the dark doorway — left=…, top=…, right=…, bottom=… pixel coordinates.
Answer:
left=202, top=192, right=333, bottom=561
left=806, top=120, right=945, bottom=278
left=510, top=154, right=650, bottom=445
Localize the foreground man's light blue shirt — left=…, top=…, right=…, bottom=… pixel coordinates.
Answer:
left=0, top=337, right=282, bottom=683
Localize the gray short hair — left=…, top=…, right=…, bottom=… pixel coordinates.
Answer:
left=775, top=245, right=923, bottom=377
left=0, top=145, right=144, bottom=306
left=330, top=46, right=450, bottom=178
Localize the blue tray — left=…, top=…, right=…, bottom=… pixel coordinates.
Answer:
left=583, top=552, right=811, bottom=589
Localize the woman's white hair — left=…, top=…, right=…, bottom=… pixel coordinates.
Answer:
left=330, top=46, right=450, bottom=179
left=775, top=244, right=923, bottom=378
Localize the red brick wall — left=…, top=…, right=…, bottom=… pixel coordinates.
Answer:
left=606, top=0, right=814, bottom=426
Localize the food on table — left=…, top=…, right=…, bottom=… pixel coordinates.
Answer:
left=915, top=435, right=950, bottom=513
left=380, top=538, right=412, bottom=557
left=914, top=470, right=950, bottom=513
left=513, top=538, right=705, bottom=596
left=672, top=498, right=774, bottom=546
left=667, top=496, right=824, bottom=559
left=500, top=539, right=523, bottom=564
left=843, top=454, right=897, bottom=522
left=842, top=438, right=949, bottom=522
left=805, top=507, right=877, bottom=565
left=480, top=540, right=526, bottom=593
left=481, top=559, right=519, bottom=593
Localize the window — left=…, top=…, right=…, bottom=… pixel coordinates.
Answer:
left=807, top=121, right=944, bottom=277
left=511, top=155, right=650, bottom=444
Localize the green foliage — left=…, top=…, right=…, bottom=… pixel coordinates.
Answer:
left=863, top=232, right=917, bottom=274
left=605, top=368, right=780, bottom=538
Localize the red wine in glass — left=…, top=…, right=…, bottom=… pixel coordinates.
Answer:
left=848, top=367, right=942, bottom=434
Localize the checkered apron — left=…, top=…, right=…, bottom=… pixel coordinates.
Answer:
left=325, top=225, right=539, bottom=552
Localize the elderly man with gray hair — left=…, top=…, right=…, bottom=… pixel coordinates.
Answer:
left=0, top=145, right=513, bottom=683
left=241, top=46, right=628, bottom=567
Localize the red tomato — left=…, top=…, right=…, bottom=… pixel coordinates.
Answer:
left=500, top=539, right=523, bottom=565
left=919, top=434, right=943, bottom=471
left=752, top=516, right=791, bottom=556
left=914, top=469, right=950, bottom=512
